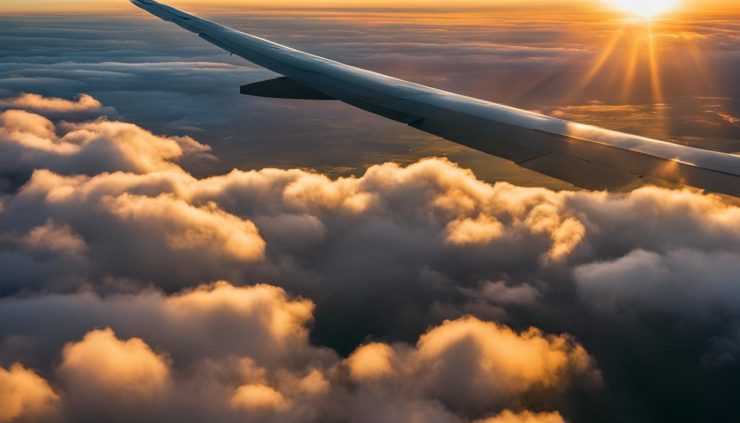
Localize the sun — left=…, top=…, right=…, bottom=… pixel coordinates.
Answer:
left=608, top=0, right=680, bottom=18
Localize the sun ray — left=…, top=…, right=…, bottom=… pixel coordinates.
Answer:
left=620, top=36, right=642, bottom=102
left=568, top=28, right=625, bottom=102
left=681, top=33, right=714, bottom=92
left=647, top=24, right=664, bottom=103
left=646, top=23, right=669, bottom=136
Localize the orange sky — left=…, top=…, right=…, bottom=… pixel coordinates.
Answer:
left=1, top=0, right=738, bottom=13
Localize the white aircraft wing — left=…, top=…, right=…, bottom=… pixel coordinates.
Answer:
left=130, top=0, right=740, bottom=197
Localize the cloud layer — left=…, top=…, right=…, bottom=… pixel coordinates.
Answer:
left=0, top=94, right=739, bottom=422
left=0, top=281, right=594, bottom=423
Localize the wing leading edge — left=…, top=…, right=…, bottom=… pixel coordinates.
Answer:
left=130, top=0, right=740, bottom=197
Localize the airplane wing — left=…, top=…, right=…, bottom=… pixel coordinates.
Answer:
left=130, top=0, right=740, bottom=197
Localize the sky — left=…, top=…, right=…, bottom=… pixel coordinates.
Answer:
left=0, top=0, right=738, bottom=13
left=0, top=1, right=739, bottom=423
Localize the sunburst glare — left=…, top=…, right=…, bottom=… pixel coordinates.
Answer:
left=608, top=0, right=680, bottom=18
left=567, top=12, right=714, bottom=139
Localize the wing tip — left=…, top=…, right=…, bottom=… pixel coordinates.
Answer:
left=129, top=0, right=157, bottom=13
left=131, top=0, right=198, bottom=23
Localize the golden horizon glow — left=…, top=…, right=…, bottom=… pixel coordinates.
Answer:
left=0, top=0, right=738, bottom=14
left=607, top=0, right=680, bottom=18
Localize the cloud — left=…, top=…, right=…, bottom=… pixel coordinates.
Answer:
left=0, top=281, right=592, bottom=422
left=0, top=101, right=211, bottom=181
left=473, top=281, right=540, bottom=306
left=0, top=138, right=589, bottom=299
left=56, top=328, right=172, bottom=422
left=20, top=220, right=87, bottom=255
left=0, top=281, right=335, bottom=422
left=59, top=328, right=170, bottom=401
left=0, top=169, right=265, bottom=293
left=410, top=317, right=598, bottom=413
left=445, top=214, right=504, bottom=245
left=0, top=93, right=739, bottom=421
left=0, top=281, right=320, bottom=370
left=230, top=384, right=290, bottom=412
left=0, top=364, right=59, bottom=423
left=476, top=410, right=565, bottom=423
left=162, top=281, right=316, bottom=364
left=543, top=99, right=740, bottom=153
left=717, top=112, right=739, bottom=126
left=340, top=317, right=599, bottom=418
left=0, top=93, right=101, bottom=114
left=345, top=393, right=461, bottom=423
left=346, top=342, right=396, bottom=381
left=575, top=248, right=740, bottom=315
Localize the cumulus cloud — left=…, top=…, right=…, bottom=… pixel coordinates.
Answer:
left=162, top=282, right=316, bottom=364
left=0, top=364, right=59, bottom=423
left=0, top=96, right=211, bottom=182
left=0, top=169, right=265, bottom=292
left=411, top=317, right=598, bottom=413
left=20, top=220, right=87, bottom=255
left=0, top=93, right=739, bottom=422
left=59, top=328, right=170, bottom=401
left=0, top=281, right=594, bottom=422
left=0, top=139, right=599, bottom=298
left=6, top=148, right=733, bottom=342
left=230, top=383, right=290, bottom=412
left=0, top=282, right=321, bottom=370
left=445, top=214, right=504, bottom=245
left=346, top=342, right=396, bottom=381
left=0, top=281, right=333, bottom=422
left=341, top=316, right=596, bottom=421
left=341, top=317, right=599, bottom=417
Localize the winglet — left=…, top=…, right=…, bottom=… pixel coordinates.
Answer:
left=130, top=0, right=169, bottom=20
left=130, top=0, right=195, bottom=22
